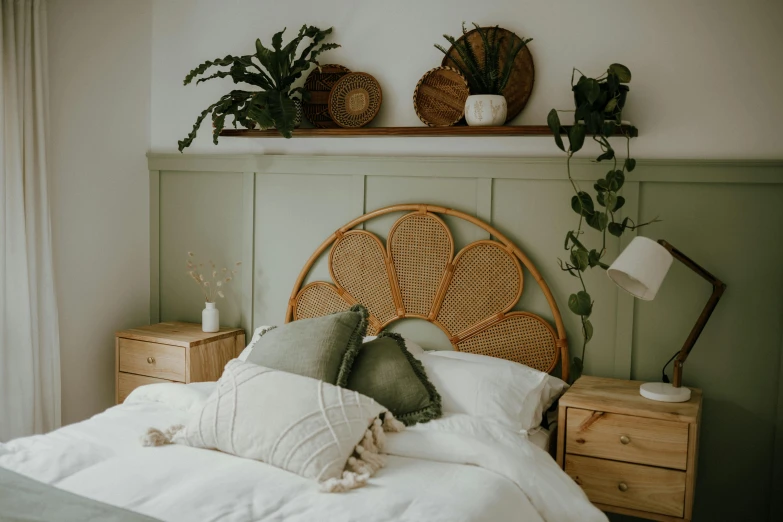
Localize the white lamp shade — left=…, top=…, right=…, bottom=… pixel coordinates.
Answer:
left=607, top=236, right=673, bottom=300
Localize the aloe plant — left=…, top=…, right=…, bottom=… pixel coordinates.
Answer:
left=435, top=23, right=532, bottom=95
left=178, top=25, right=339, bottom=151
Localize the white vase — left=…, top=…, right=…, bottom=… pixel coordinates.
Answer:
left=202, top=302, right=219, bottom=333
left=464, top=95, right=507, bottom=126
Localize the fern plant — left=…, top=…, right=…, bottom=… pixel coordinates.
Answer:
left=178, top=25, right=339, bottom=151
left=435, top=23, right=532, bottom=95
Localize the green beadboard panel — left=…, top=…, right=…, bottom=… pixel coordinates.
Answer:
left=159, top=171, right=245, bottom=327
left=253, top=173, right=357, bottom=328
left=492, top=179, right=630, bottom=378
left=633, top=182, right=783, bottom=522
left=152, top=156, right=783, bottom=521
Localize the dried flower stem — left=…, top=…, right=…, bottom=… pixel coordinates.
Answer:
left=185, top=252, right=242, bottom=303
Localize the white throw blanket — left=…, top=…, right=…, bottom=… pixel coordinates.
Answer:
left=0, top=382, right=607, bottom=522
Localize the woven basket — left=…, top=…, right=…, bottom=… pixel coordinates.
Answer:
left=413, top=67, right=469, bottom=127
left=327, top=72, right=382, bottom=128
left=302, top=64, right=351, bottom=128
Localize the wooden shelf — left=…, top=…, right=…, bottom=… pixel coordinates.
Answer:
left=219, top=125, right=638, bottom=138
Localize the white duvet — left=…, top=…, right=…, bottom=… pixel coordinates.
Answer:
left=0, top=383, right=606, bottom=522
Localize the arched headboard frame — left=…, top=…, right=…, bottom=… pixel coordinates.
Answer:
left=285, top=204, right=569, bottom=382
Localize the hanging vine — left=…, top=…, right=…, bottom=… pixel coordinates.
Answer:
left=547, top=64, right=657, bottom=381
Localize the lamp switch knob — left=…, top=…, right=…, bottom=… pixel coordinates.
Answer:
left=620, top=435, right=630, bottom=445
left=618, top=482, right=628, bottom=492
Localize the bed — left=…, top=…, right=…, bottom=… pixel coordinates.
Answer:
left=0, top=204, right=606, bottom=522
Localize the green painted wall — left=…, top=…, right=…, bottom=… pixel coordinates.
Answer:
left=149, top=154, right=783, bottom=521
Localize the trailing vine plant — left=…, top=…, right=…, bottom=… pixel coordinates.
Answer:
left=547, top=63, right=657, bottom=381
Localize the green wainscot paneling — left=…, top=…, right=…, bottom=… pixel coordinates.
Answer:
left=159, top=171, right=245, bottom=327
left=150, top=154, right=783, bottom=522
left=633, top=182, right=783, bottom=522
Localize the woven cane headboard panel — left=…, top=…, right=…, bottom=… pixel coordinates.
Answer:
left=286, top=204, right=569, bottom=380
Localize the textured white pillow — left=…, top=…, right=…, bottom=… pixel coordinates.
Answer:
left=419, top=350, right=568, bottom=432
left=143, top=359, right=403, bottom=492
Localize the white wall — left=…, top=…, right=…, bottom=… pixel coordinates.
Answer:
left=150, top=0, right=783, bottom=159
left=48, top=0, right=152, bottom=425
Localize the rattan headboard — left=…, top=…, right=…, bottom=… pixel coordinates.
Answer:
left=286, top=204, right=569, bottom=381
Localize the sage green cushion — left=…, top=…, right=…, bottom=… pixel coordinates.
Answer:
left=347, top=332, right=441, bottom=426
left=246, top=305, right=368, bottom=386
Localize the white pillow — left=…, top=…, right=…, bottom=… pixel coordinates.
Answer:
left=363, top=334, right=425, bottom=356
left=418, top=350, right=568, bottom=432
left=142, top=359, right=404, bottom=492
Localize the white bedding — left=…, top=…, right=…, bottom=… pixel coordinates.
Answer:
left=0, top=382, right=606, bottom=522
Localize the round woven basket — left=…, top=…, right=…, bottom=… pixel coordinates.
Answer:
left=413, top=67, right=469, bottom=127
left=302, top=64, right=351, bottom=128
left=441, top=27, right=534, bottom=123
left=327, top=72, right=383, bottom=128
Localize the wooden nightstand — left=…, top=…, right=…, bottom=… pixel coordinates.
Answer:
left=115, top=322, right=245, bottom=403
left=556, top=376, right=702, bottom=522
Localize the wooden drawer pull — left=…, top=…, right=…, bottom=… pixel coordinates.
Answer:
left=618, top=482, right=628, bottom=492
left=620, top=435, right=630, bottom=445
left=147, top=356, right=155, bottom=364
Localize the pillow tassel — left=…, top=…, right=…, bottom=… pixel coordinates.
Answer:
left=319, top=410, right=404, bottom=493
left=141, top=424, right=184, bottom=447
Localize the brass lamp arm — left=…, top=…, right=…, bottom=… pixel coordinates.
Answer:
left=657, top=240, right=726, bottom=388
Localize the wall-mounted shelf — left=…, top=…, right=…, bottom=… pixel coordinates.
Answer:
left=219, top=125, right=638, bottom=138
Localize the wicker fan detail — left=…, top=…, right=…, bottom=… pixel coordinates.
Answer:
left=290, top=209, right=560, bottom=374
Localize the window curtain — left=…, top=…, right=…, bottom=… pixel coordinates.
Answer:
left=0, top=0, right=60, bottom=441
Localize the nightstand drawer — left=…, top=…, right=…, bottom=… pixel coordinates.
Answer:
left=118, top=338, right=186, bottom=382
left=117, top=372, right=172, bottom=403
left=566, top=408, right=689, bottom=470
left=565, top=454, right=686, bottom=517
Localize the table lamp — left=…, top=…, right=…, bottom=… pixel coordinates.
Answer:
left=607, top=237, right=726, bottom=402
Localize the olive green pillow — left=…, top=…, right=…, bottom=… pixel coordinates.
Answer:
left=246, top=304, right=368, bottom=386
left=347, top=332, right=441, bottom=426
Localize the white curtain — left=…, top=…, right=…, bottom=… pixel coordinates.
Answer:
left=0, top=0, right=60, bottom=441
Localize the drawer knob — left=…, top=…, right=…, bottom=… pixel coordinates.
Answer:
left=618, top=482, right=628, bottom=492
left=146, top=356, right=155, bottom=364
left=620, top=435, right=630, bottom=445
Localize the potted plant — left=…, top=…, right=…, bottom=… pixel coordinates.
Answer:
left=177, top=25, right=339, bottom=151
left=572, top=63, right=632, bottom=135
left=435, top=23, right=532, bottom=126
left=546, top=63, right=656, bottom=382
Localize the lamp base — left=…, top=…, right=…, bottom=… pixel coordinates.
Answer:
left=639, top=382, right=692, bottom=403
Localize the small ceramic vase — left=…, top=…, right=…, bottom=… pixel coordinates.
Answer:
left=464, top=95, right=507, bottom=126
left=202, top=302, right=219, bottom=333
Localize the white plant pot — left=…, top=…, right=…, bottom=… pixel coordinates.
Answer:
left=202, top=302, right=219, bottom=333
left=464, top=95, right=507, bottom=126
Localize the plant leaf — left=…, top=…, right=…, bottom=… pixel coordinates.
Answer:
left=265, top=91, right=297, bottom=138
left=582, top=319, right=594, bottom=342
left=570, top=249, right=589, bottom=271
left=607, top=170, right=625, bottom=191
left=625, top=158, right=636, bottom=172
left=608, top=222, right=625, bottom=237
left=571, top=357, right=583, bottom=381
left=571, top=191, right=595, bottom=216
left=608, top=63, right=632, bottom=83
left=614, top=196, right=626, bottom=211
left=568, top=124, right=586, bottom=153
left=547, top=109, right=565, bottom=152
left=568, top=291, right=593, bottom=316
left=596, top=149, right=615, bottom=162
left=586, top=211, right=608, bottom=231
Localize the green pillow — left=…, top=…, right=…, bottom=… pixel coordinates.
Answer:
left=246, top=304, right=368, bottom=386
left=347, top=332, right=441, bottom=426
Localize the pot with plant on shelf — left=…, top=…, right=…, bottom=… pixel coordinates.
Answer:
left=177, top=25, right=339, bottom=151
left=435, top=23, right=532, bottom=126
